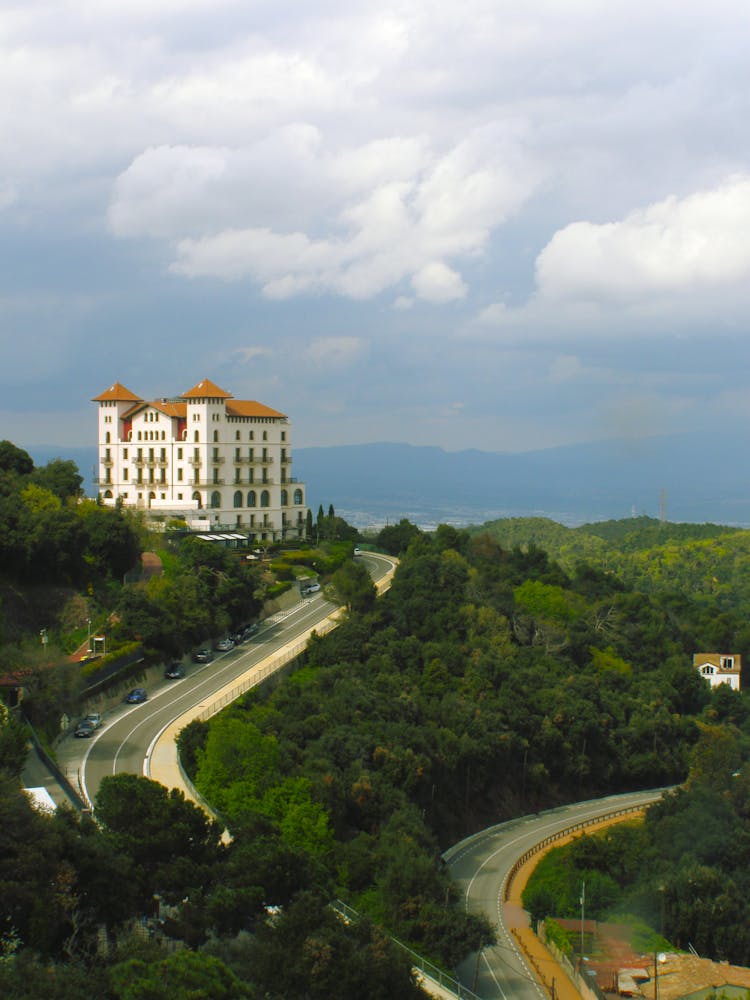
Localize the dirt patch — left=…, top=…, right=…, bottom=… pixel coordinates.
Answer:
left=140, top=552, right=163, bottom=580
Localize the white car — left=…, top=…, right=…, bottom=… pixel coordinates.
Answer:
left=302, top=583, right=321, bottom=595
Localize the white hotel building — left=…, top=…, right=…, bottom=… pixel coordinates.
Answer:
left=93, top=378, right=307, bottom=541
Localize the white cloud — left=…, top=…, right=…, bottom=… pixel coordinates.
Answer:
left=411, top=261, right=466, bottom=303
left=108, top=145, right=229, bottom=239
left=160, top=124, right=537, bottom=300
left=536, top=175, right=750, bottom=303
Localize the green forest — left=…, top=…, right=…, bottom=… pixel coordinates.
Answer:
left=2, top=442, right=750, bottom=995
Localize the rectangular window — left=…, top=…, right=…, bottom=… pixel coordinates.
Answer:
left=281, top=431, right=286, bottom=441
left=123, top=448, right=128, bottom=459
left=123, top=469, right=129, bottom=481
left=177, top=468, right=183, bottom=481
left=177, top=447, right=183, bottom=460
left=213, top=468, right=219, bottom=484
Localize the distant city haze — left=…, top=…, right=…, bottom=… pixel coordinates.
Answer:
left=28, top=430, right=750, bottom=530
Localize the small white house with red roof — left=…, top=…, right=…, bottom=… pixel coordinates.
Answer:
left=693, top=652, right=741, bottom=691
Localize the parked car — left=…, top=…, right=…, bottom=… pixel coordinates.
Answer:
left=229, top=628, right=246, bottom=645
left=192, top=648, right=214, bottom=663
left=214, top=637, right=235, bottom=652
left=164, top=662, right=185, bottom=679
left=302, top=583, right=321, bottom=595
left=242, top=623, right=259, bottom=640
left=124, top=687, right=147, bottom=704
left=84, top=712, right=102, bottom=730
left=74, top=719, right=96, bottom=738
left=353, top=547, right=362, bottom=556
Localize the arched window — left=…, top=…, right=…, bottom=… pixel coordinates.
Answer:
left=213, top=430, right=219, bottom=442
left=192, top=491, right=202, bottom=509
left=280, top=489, right=288, bottom=506
left=294, top=488, right=303, bottom=505
left=247, top=490, right=256, bottom=507
left=261, top=490, right=270, bottom=508
left=161, top=431, right=165, bottom=440
left=103, top=490, right=113, bottom=499
left=194, top=431, right=199, bottom=442
left=128, top=430, right=133, bottom=441
left=233, top=491, right=242, bottom=508
left=105, top=431, right=111, bottom=444
left=181, top=428, right=188, bottom=440
left=211, top=491, right=221, bottom=509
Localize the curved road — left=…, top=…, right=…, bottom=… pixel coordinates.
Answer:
left=445, top=788, right=667, bottom=999
left=76, top=551, right=395, bottom=806
left=64, top=553, right=663, bottom=1000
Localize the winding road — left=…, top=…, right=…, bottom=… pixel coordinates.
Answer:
left=50, top=552, right=666, bottom=1000
left=57, top=551, right=396, bottom=807
left=445, top=788, right=667, bottom=999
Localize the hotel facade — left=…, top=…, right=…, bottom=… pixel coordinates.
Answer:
left=93, top=378, right=307, bottom=541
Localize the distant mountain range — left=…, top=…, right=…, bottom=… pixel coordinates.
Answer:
left=27, top=430, right=750, bottom=530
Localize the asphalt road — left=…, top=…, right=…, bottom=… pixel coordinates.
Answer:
left=61, top=551, right=396, bottom=807
left=445, top=788, right=666, bottom=999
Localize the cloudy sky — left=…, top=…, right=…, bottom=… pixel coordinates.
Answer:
left=2, top=0, right=750, bottom=454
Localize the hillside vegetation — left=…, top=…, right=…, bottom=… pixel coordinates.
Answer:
left=183, top=520, right=749, bottom=976
left=3, top=488, right=750, bottom=993
left=472, top=515, right=750, bottom=613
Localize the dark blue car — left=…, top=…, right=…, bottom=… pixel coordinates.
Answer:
left=124, top=687, right=147, bottom=704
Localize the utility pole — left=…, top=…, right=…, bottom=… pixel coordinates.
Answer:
left=580, top=880, right=585, bottom=966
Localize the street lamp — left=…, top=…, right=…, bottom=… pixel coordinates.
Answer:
left=87, top=618, right=92, bottom=654
left=39, top=627, right=48, bottom=651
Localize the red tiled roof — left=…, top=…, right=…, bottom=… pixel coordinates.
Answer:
left=227, top=400, right=286, bottom=418
left=121, top=400, right=188, bottom=419
left=92, top=382, right=142, bottom=403
left=182, top=378, right=233, bottom=399
left=152, top=401, right=187, bottom=418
